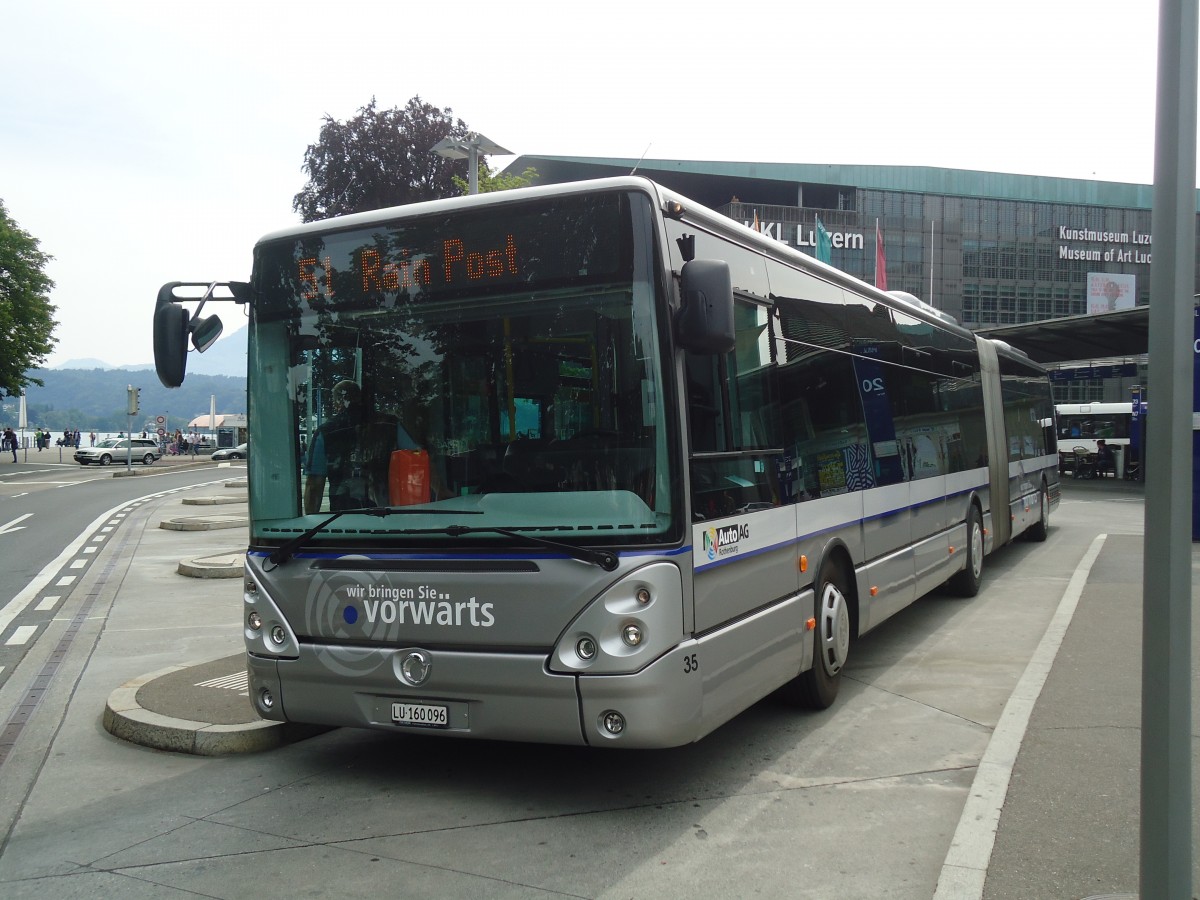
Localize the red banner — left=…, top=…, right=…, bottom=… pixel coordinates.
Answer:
left=875, top=221, right=887, bottom=291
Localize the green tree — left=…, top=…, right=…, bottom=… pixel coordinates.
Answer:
left=0, top=200, right=57, bottom=397
left=452, top=164, right=539, bottom=196
left=293, top=96, right=477, bottom=222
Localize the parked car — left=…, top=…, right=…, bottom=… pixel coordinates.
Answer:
left=75, top=437, right=163, bottom=466
left=210, top=442, right=248, bottom=461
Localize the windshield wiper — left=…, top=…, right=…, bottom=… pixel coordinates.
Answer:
left=265, top=506, right=482, bottom=567
left=266, top=512, right=618, bottom=571
left=438, top=525, right=618, bottom=571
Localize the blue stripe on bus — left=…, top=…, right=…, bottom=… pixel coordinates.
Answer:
left=246, top=544, right=694, bottom=563
left=695, top=480, right=989, bottom=573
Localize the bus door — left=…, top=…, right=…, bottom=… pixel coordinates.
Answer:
left=686, top=299, right=797, bottom=636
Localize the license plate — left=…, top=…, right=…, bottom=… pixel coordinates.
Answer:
left=391, top=702, right=449, bottom=728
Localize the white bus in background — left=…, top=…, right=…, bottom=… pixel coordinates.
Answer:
left=1055, top=402, right=1134, bottom=449
left=1055, top=401, right=1136, bottom=474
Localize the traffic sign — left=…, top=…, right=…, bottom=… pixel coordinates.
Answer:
left=157, top=427, right=167, bottom=437
left=156, top=415, right=166, bottom=424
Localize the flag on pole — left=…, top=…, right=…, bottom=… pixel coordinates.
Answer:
left=751, top=210, right=761, bottom=232
left=815, top=217, right=832, bottom=264
left=875, top=219, right=888, bottom=291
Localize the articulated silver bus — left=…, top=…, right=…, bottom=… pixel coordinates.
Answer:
left=153, top=177, right=1059, bottom=748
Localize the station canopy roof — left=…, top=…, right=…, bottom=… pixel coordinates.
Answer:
left=186, top=414, right=247, bottom=429
left=976, top=306, right=1151, bottom=364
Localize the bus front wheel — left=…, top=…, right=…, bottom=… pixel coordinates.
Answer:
left=783, top=557, right=850, bottom=710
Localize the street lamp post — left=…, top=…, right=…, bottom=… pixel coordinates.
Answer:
left=431, top=132, right=511, bottom=194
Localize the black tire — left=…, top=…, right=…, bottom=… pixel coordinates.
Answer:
left=142, top=453, right=155, bottom=465
left=782, top=556, right=852, bottom=709
left=949, top=506, right=984, bottom=597
left=99, top=454, right=112, bottom=467
left=1026, top=483, right=1049, bottom=542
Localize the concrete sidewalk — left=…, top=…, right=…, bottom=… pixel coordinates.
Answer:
left=980, top=525, right=1199, bottom=899
left=93, top=474, right=323, bottom=756
left=64, top=475, right=1200, bottom=895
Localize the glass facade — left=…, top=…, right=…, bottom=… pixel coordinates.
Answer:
left=509, top=156, right=1173, bottom=405
left=719, top=192, right=1156, bottom=331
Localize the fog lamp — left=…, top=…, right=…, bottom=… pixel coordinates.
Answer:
left=248, top=611, right=262, bottom=630
left=270, top=624, right=286, bottom=645
left=245, top=580, right=257, bottom=594
left=259, top=688, right=274, bottom=710
left=576, top=636, right=597, bottom=660
left=622, top=623, right=643, bottom=647
left=636, top=587, right=651, bottom=605
left=602, top=711, right=625, bottom=735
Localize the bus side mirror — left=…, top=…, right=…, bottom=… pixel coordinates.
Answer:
left=154, top=283, right=190, bottom=387
left=192, top=314, right=224, bottom=353
left=676, top=260, right=735, bottom=354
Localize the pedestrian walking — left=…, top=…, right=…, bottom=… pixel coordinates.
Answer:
left=3, top=427, right=17, bottom=462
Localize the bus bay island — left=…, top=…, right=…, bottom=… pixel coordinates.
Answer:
left=153, top=176, right=1059, bottom=749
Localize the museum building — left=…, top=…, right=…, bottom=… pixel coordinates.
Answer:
left=504, top=156, right=1191, bottom=401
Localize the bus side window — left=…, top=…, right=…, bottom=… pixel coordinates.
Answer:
left=686, top=295, right=783, bottom=520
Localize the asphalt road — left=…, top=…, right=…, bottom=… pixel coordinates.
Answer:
left=0, top=457, right=238, bottom=691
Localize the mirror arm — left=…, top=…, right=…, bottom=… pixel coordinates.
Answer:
left=191, top=281, right=251, bottom=321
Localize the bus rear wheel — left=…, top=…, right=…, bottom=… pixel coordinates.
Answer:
left=783, top=557, right=850, bottom=710
left=1026, top=483, right=1049, bottom=542
left=949, top=506, right=984, bottom=597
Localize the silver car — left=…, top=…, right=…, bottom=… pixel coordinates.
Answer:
left=75, top=437, right=163, bottom=466
left=209, top=442, right=248, bottom=461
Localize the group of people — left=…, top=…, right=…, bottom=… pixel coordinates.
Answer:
left=32, top=428, right=87, bottom=450
left=165, top=429, right=206, bottom=455
left=1, top=427, right=98, bottom=460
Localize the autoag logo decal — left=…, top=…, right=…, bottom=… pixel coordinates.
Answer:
left=703, top=522, right=749, bottom=561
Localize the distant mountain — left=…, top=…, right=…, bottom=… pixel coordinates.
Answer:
left=186, top=324, right=248, bottom=377
left=16, top=366, right=245, bottom=432
left=19, top=323, right=248, bottom=431
left=56, top=357, right=117, bottom=370
left=51, top=324, right=247, bottom=376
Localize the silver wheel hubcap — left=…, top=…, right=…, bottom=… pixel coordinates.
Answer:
left=818, top=582, right=850, bottom=676
left=970, top=521, right=983, bottom=579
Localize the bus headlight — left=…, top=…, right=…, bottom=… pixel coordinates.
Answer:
left=576, top=636, right=598, bottom=660
left=243, top=570, right=299, bottom=659
left=550, top=562, right=682, bottom=675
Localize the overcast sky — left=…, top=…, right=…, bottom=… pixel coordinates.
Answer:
left=2, top=0, right=1167, bottom=368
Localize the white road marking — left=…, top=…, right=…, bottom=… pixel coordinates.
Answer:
left=0, top=513, right=32, bottom=535
left=5, top=625, right=38, bottom=646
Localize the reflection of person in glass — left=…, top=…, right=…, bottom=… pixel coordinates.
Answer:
left=303, top=380, right=418, bottom=513
left=1102, top=279, right=1121, bottom=311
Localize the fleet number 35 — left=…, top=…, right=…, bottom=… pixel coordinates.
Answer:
left=683, top=653, right=699, bottom=674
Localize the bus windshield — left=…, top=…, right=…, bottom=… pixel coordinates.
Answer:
left=248, top=190, right=676, bottom=548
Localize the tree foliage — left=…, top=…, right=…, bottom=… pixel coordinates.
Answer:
left=0, top=200, right=57, bottom=397
left=293, top=96, right=476, bottom=222
left=452, top=165, right=539, bottom=196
